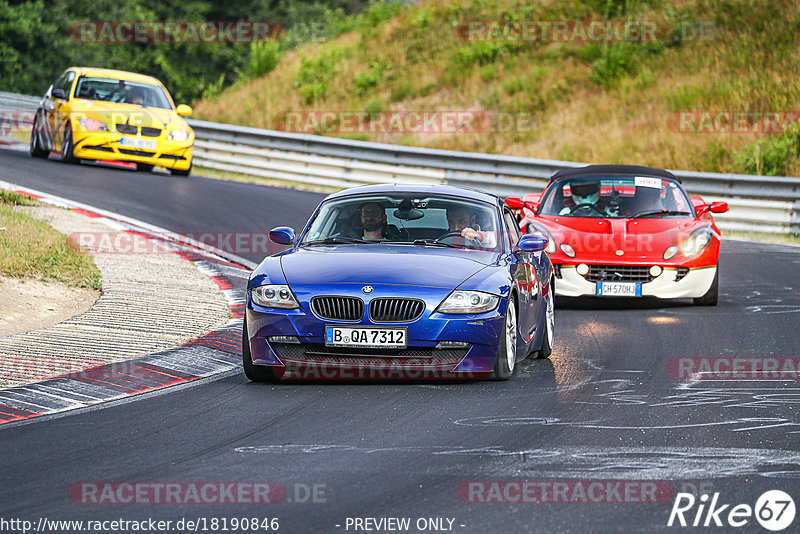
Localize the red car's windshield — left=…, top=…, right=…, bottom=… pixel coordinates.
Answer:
left=538, top=177, right=693, bottom=218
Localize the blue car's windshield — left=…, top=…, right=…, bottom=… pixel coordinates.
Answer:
left=538, top=176, right=693, bottom=218
left=301, top=194, right=502, bottom=252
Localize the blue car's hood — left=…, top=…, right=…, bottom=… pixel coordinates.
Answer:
left=280, top=245, right=498, bottom=288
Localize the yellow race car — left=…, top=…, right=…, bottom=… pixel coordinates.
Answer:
left=29, top=67, right=194, bottom=175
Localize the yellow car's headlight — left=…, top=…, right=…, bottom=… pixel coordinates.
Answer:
left=78, top=118, right=108, bottom=132
left=167, top=129, right=191, bottom=142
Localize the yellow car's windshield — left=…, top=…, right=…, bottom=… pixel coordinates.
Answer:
left=73, top=77, right=173, bottom=110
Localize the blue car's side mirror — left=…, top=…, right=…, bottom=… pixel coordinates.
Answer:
left=517, top=234, right=548, bottom=252
left=269, top=226, right=295, bottom=245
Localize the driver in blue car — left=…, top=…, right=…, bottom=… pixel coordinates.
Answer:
left=445, top=205, right=497, bottom=248
left=559, top=180, right=611, bottom=216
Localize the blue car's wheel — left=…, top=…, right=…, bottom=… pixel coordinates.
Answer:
left=491, top=300, right=517, bottom=380
left=536, top=282, right=554, bottom=359
left=242, top=321, right=278, bottom=382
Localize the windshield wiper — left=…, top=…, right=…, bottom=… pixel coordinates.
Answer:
left=303, top=236, right=368, bottom=245
left=412, top=239, right=461, bottom=249
left=630, top=210, right=692, bottom=219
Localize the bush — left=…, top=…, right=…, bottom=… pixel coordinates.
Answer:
left=735, top=133, right=799, bottom=176
left=354, top=61, right=392, bottom=95
left=390, top=83, right=413, bottom=102
left=244, top=40, right=283, bottom=79
left=590, top=41, right=667, bottom=88
left=456, top=42, right=516, bottom=67
left=294, top=48, right=346, bottom=103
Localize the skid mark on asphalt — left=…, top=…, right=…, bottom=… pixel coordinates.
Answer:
left=452, top=414, right=800, bottom=433
left=234, top=444, right=800, bottom=479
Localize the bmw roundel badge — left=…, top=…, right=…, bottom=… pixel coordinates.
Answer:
left=362, top=286, right=374, bottom=294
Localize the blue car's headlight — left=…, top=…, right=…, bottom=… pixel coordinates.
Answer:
left=437, top=290, right=500, bottom=314
left=250, top=284, right=299, bottom=309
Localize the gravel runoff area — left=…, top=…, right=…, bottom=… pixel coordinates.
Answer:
left=0, top=205, right=232, bottom=389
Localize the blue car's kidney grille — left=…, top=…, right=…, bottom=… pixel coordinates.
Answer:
left=369, top=298, right=425, bottom=323
left=311, top=296, right=364, bottom=321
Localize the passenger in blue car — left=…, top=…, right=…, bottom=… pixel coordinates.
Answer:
left=358, top=201, right=401, bottom=241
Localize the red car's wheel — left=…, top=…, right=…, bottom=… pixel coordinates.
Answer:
left=693, top=267, right=719, bottom=306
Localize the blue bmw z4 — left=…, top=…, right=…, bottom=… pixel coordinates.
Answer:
left=243, top=184, right=555, bottom=381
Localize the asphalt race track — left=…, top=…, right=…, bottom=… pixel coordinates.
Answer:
left=2, top=148, right=800, bottom=533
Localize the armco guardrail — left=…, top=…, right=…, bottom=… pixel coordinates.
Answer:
left=2, top=91, right=798, bottom=233
left=189, top=119, right=799, bottom=234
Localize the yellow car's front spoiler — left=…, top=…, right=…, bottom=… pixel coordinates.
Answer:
left=72, top=132, right=193, bottom=170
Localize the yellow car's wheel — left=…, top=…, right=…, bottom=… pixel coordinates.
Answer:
left=171, top=163, right=191, bottom=177
left=29, top=117, right=48, bottom=158
left=61, top=124, right=77, bottom=164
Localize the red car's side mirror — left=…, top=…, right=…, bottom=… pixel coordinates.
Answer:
left=506, top=196, right=539, bottom=217
left=709, top=201, right=728, bottom=214
left=505, top=197, right=524, bottom=209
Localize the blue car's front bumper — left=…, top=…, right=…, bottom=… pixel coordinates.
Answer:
left=245, top=283, right=507, bottom=380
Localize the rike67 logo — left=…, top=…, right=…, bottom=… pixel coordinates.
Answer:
left=668, top=490, right=795, bottom=531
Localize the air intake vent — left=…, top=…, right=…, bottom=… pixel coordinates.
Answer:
left=311, top=296, right=364, bottom=321
left=116, top=123, right=137, bottom=134
left=583, top=265, right=655, bottom=283
left=369, top=298, right=425, bottom=323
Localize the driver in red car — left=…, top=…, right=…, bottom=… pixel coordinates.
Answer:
left=559, top=180, right=612, bottom=216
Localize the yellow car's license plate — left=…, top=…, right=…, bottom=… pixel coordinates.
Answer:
left=120, top=137, right=157, bottom=150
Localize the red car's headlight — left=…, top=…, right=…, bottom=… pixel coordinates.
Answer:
left=681, top=227, right=715, bottom=256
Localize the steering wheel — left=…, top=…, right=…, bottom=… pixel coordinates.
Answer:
left=571, top=203, right=605, bottom=216
left=435, top=231, right=468, bottom=244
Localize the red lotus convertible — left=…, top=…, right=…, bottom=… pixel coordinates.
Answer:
left=506, top=165, right=728, bottom=305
